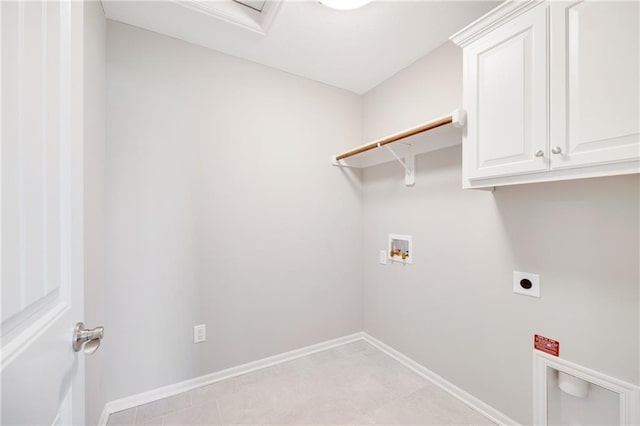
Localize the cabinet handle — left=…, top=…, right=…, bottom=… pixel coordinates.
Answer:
left=551, top=146, right=562, bottom=154
left=535, top=150, right=544, bottom=157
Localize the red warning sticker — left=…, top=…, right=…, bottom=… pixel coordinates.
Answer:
left=534, top=334, right=559, bottom=357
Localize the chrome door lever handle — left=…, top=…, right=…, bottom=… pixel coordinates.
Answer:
left=73, top=322, right=104, bottom=354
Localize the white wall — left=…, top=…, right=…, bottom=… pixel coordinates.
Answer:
left=83, top=1, right=106, bottom=424
left=363, top=42, right=462, bottom=141
left=361, top=42, right=640, bottom=424
left=104, top=21, right=363, bottom=402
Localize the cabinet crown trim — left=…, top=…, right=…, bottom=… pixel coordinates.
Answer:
left=450, top=0, right=543, bottom=47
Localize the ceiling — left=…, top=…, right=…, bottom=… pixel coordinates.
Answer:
left=102, top=0, right=500, bottom=94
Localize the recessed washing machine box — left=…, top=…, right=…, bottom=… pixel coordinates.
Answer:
left=388, top=234, right=412, bottom=264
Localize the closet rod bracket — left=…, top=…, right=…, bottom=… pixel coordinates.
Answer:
left=381, top=143, right=415, bottom=186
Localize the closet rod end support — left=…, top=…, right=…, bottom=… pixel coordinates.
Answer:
left=452, top=108, right=466, bottom=128
left=331, top=155, right=360, bottom=169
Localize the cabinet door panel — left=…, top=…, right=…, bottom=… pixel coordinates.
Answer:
left=464, top=4, right=548, bottom=180
left=550, top=1, right=639, bottom=169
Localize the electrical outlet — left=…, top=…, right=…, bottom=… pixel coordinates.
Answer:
left=193, top=324, right=206, bottom=343
left=379, top=250, right=387, bottom=265
left=513, top=271, right=540, bottom=298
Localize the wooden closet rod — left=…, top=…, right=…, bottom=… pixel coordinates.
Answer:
left=335, top=115, right=453, bottom=161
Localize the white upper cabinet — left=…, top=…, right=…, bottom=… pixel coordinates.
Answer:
left=549, top=1, right=639, bottom=170
left=463, top=3, right=548, bottom=180
left=451, top=0, right=640, bottom=188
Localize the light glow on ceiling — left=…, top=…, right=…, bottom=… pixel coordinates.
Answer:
left=319, top=0, right=372, bottom=11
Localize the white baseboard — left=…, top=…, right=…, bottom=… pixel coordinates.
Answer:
left=99, top=331, right=517, bottom=426
left=362, top=333, right=519, bottom=426
left=98, top=332, right=364, bottom=425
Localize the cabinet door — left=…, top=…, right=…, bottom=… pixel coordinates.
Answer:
left=550, top=1, right=640, bottom=170
left=463, top=4, right=548, bottom=181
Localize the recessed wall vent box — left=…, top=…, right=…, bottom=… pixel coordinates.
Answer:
left=388, top=234, right=412, bottom=264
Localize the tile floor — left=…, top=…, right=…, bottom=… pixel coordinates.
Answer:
left=106, top=340, right=494, bottom=425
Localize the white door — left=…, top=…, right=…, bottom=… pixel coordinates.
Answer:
left=549, top=1, right=640, bottom=170
left=463, top=3, right=548, bottom=181
left=2, top=1, right=89, bottom=424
